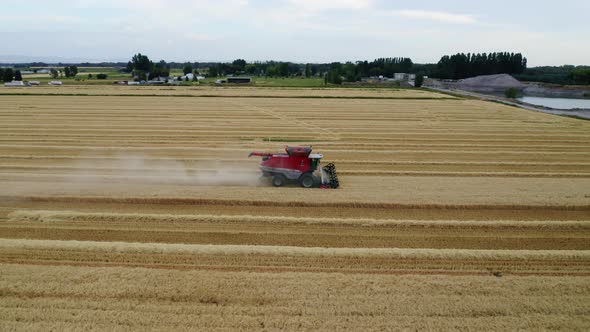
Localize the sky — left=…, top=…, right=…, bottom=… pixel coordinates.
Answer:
left=1, top=0, right=589, bottom=66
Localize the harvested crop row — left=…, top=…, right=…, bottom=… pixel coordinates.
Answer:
left=1, top=264, right=588, bottom=330
left=1, top=239, right=588, bottom=275
left=3, top=199, right=587, bottom=222
left=8, top=209, right=589, bottom=228
left=2, top=210, right=587, bottom=250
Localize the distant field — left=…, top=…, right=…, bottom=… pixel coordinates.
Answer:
left=0, top=85, right=450, bottom=98
left=19, top=68, right=380, bottom=87
left=0, top=86, right=589, bottom=330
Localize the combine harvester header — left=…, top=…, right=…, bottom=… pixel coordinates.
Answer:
left=249, top=146, right=339, bottom=188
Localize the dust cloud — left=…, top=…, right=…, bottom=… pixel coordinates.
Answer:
left=65, top=153, right=262, bottom=186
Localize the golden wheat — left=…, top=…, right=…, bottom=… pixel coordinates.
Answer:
left=0, top=87, right=589, bottom=330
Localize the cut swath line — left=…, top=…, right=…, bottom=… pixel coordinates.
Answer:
left=1, top=238, right=589, bottom=261
left=8, top=210, right=590, bottom=229
left=2, top=196, right=589, bottom=211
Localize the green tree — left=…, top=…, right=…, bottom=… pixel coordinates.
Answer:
left=96, top=73, right=108, bottom=79
left=183, top=63, right=193, bottom=75
left=208, top=66, right=218, bottom=77
left=571, top=68, right=590, bottom=85
left=305, top=63, right=312, bottom=78
left=343, top=62, right=358, bottom=82
left=277, top=62, right=289, bottom=77
left=232, top=59, right=246, bottom=73
left=64, top=66, right=71, bottom=77
left=151, top=60, right=170, bottom=79
left=244, top=64, right=257, bottom=75
left=326, top=70, right=343, bottom=85
left=3, top=68, right=14, bottom=82
left=505, top=88, right=519, bottom=98
left=415, top=74, right=424, bottom=87
left=50, top=69, right=59, bottom=79
left=14, top=70, right=23, bottom=81
left=125, top=61, right=134, bottom=73
left=131, top=53, right=153, bottom=71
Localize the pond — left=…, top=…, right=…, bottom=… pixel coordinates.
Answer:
left=517, top=96, right=590, bottom=110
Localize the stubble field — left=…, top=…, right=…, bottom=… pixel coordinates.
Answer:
left=0, top=86, right=589, bottom=330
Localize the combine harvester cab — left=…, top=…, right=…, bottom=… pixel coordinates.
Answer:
left=249, top=146, right=339, bottom=188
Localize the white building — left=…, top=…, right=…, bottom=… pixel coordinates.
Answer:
left=394, top=73, right=408, bottom=81
left=181, top=73, right=206, bottom=81
left=4, top=81, right=25, bottom=87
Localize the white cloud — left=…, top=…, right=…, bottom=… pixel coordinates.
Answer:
left=184, top=33, right=217, bottom=41
left=391, top=10, right=476, bottom=24
left=288, top=0, right=370, bottom=11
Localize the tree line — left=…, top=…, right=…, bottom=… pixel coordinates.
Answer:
left=6, top=51, right=590, bottom=85
left=433, top=52, right=527, bottom=80
left=515, top=65, right=590, bottom=85
left=0, top=68, right=22, bottom=82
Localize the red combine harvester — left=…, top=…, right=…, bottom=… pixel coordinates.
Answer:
left=249, top=146, right=339, bottom=188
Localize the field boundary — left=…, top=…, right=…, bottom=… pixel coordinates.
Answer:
left=2, top=238, right=588, bottom=260
left=2, top=195, right=589, bottom=211
left=8, top=209, right=590, bottom=228
left=0, top=92, right=459, bottom=100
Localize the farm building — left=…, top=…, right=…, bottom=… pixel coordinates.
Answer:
left=393, top=73, right=416, bottom=81
left=4, top=81, right=25, bottom=87
left=227, top=77, right=251, bottom=84
left=181, top=73, right=205, bottom=81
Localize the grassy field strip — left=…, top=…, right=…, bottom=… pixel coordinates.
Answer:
left=2, top=238, right=588, bottom=261
left=8, top=210, right=589, bottom=229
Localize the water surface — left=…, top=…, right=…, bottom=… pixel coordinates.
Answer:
left=517, top=96, right=590, bottom=110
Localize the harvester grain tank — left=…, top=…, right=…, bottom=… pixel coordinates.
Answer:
left=249, top=146, right=339, bottom=188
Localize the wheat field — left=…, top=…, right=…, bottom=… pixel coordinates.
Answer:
left=0, top=86, right=589, bottom=330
